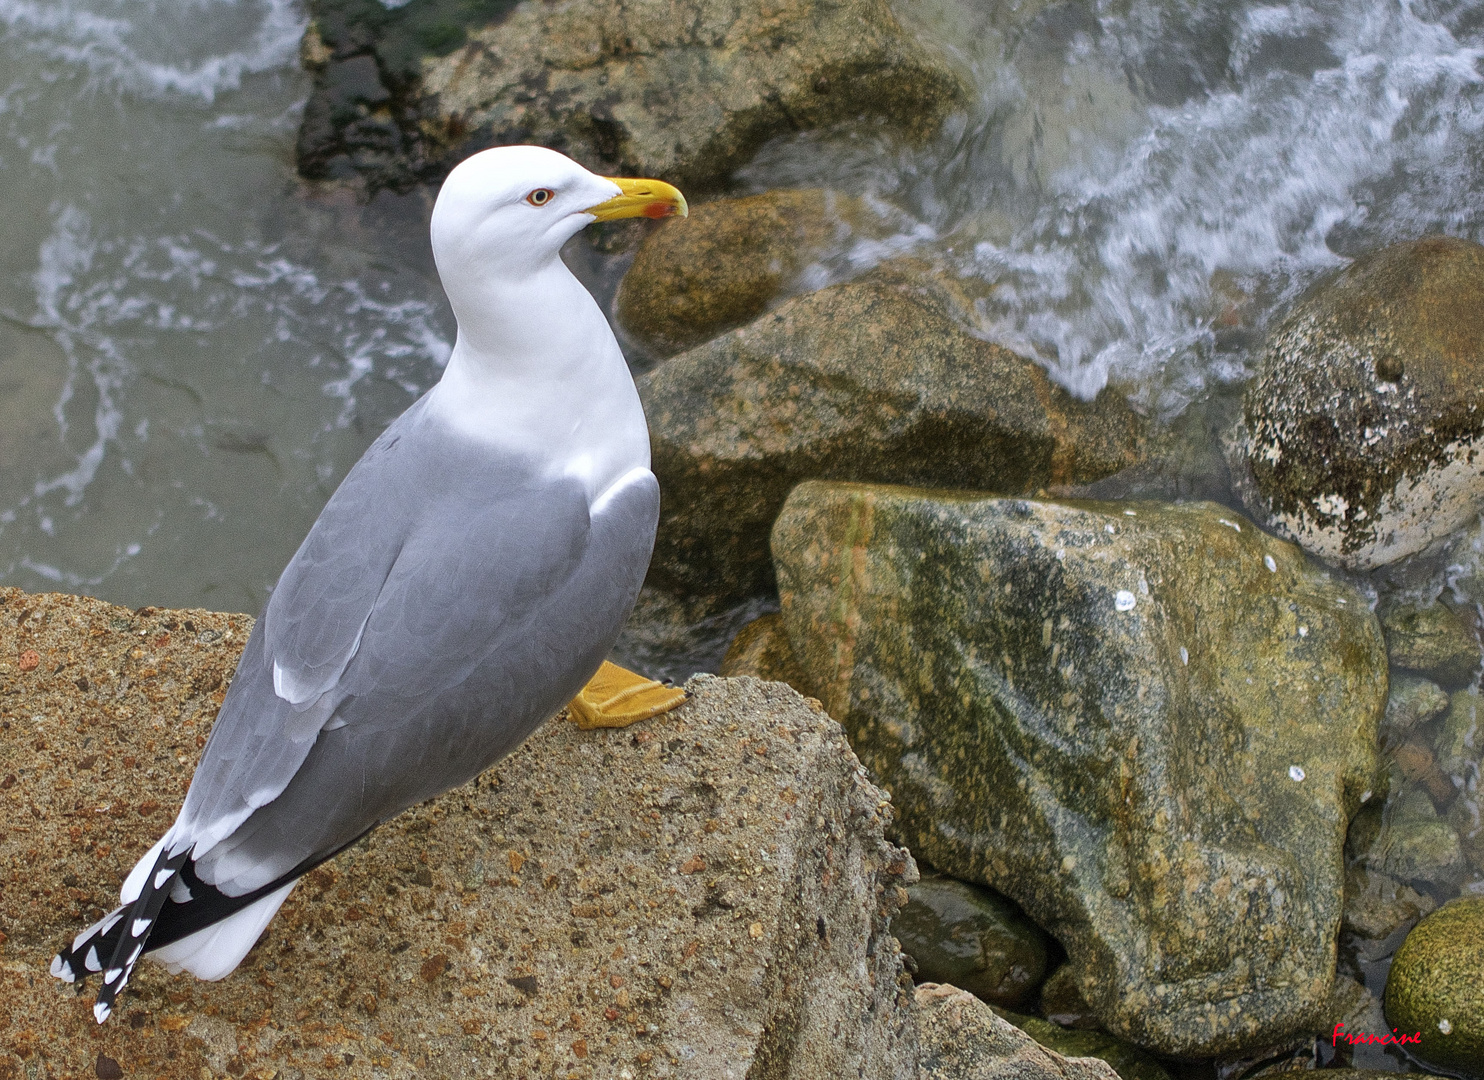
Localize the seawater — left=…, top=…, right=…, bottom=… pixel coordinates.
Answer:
left=0, top=0, right=452, bottom=613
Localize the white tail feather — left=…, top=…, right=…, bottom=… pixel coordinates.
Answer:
left=149, top=880, right=296, bottom=981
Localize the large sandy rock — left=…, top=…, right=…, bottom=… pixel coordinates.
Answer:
left=1232, top=236, right=1484, bottom=569
left=1384, top=896, right=1484, bottom=1076
left=297, top=0, right=965, bottom=192
left=0, top=588, right=918, bottom=1079
left=641, top=266, right=1147, bottom=606
left=772, top=483, right=1387, bottom=1058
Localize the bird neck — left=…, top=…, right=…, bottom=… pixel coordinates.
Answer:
left=426, top=258, right=651, bottom=500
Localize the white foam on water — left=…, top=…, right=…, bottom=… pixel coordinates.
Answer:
left=747, top=0, right=1484, bottom=411
left=0, top=0, right=305, bottom=102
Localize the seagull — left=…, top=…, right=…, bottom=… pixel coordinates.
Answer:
left=51, top=145, right=688, bottom=1023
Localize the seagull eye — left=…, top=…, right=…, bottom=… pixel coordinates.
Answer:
left=525, top=188, right=555, bottom=207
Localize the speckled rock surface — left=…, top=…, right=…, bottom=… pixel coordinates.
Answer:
left=641, top=265, right=1147, bottom=606
left=0, top=588, right=920, bottom=1080
left=297, top=0, right=965, bottom=192
left=992, top=1007, right=1169, bottom=1080
left=772, top=483, right=1387, bottom=1057
left=894, top=875, right=1049, bottom=1011
left=617, top=189, right=893, bottom=358
left=1232, top=236, right=1484, bottom=569
left=915, top=985, right=1121, bottom=1080
left=1346, top=787, right=1465, bottom=890
left=1381, top=600, right=1480, bottom=687
left=719, top=614, right=810, bottom=692
left=1381, top=674, right=1450, bottom=746
left=1340, top=867, right=1435, bottom=962
left=1383, top=896, right=1484, bottom=1077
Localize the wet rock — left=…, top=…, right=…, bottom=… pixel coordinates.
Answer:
left=1383, top=896, right=1484, bottom=1075
left=1381, top=600, right=1480, bottom=687
left=298, top=0, right=965, bottom=193
left=772, top=483, right=1386, bottom=1057
left=1038, top=965, right=1100, bottom=1030
left=894, top=874, right=1049, bottom=1011
left=617, top=189, right=895, bottom=358
left=915, top=985, right=1121, bottom=1080
left=719, top=613, right=810, bottom=692
left=1346, top=787, right=1466, bottom=889
left=0, top=588, right=919, bottom=1080
left=1435, top=685, right=1483, bottom=779
left=1381, top=673, right=1450, bottom=746
left=642, top=265, right=1147, bottom=605
left=1232, top=236, right=1484, bottom=569
left=995, top=1007, right=1171, bottom=1080
left=1341, top=867, right=1436, bottom=962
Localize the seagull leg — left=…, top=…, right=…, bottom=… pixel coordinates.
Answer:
left=569, top=661, right=686, bottom=730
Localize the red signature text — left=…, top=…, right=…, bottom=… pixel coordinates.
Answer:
left=1332, top=1022, right=1423, bottom=1047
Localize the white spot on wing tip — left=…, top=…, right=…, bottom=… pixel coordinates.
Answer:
left=154, top=869, right=173, bottom=889
left=86, top=946, right=101, bottom=971
left=132, top=918, right=152, bottom=937
left=51, top=955, right=74, bottom=981
left=104, top=968, right=123, bottom=983
left=93, top=1001, right=111, bottom=1024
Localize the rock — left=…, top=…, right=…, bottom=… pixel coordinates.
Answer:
left=298, top=0, right=965, bottom=193
left=1381, top=673, right=1450, bottom=746
left=617, top=189, right=894, bottom=357
left=1346, top=787, right=1466, bottom=889
left=720, top=613, right=810, bottom=692
left=914, top=985, right=1121, bottom=1080
left=1384, top=896, right=1484, bottom=1075
left=0, top=588, right=919, bottom=1080
left=994, top=1007, right=1171, bottom=1080
left=1381, top=600, right=1480, bottom=687
left=1340, top=867, right=1436, bottom=962
left=1436, top=685, right=1484, bottom=780
left=642, top=266, right=1147, bottom=605
left=894, top=874, right=1049, bottom=1011
left=1232, top=236, right=1484, bottom=569
left=1038, top=965, right=1100, bottom=1030
left=772, top=483, right=1386, bottom=1057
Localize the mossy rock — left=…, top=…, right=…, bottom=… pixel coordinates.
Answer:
left=1384, top=896, right=1484, bottom=1075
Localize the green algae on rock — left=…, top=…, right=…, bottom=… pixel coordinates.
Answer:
left=616, top=189, right=893, bottom=358
left=1381, top=673, right=1450, bottom=747
left=1383, top=896, right=1484, bottom=1076
left=772, top=483, right=1386, bottom=1057
left=916, top=985, right=1121, bottom=1080
left=641, top=265, right=1146, bottom=606
left=298, top=0, right=965, bottom=192
left=994, top=1006, right=1171, bottom=1080
left=1232, top=236, right=1484, bottom=570
left=895, top=874, right=1050, bottom=1011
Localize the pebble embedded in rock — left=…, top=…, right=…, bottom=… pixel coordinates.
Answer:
left=773, top=483, right=1385, bottom=1057
left=1233, top=236, right=1484, bottom=569
left=1383, top=896, right=1484, bottom=1074
left=895, top=874, right=1050, bottom=1010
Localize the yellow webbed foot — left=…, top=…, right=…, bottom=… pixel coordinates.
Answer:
left=569, top=661, right=687, bottom=730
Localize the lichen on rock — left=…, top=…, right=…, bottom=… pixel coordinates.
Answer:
left=1232, top=236, right=1484, bottom=570
left=771, top=483, right=1386, bottom=1057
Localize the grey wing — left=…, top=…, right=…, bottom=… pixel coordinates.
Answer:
left=185, top=468, right=657, bottom=896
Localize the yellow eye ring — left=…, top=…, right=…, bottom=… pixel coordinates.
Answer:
left=526, top=188, right=555, bottom=207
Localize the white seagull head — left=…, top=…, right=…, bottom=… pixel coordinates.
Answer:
left=430, top=145, right=687, bottom=284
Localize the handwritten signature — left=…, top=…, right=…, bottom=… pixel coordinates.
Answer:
left=1332, top=1022, right=1423, bottom=1047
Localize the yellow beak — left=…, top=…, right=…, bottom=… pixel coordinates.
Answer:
left=585, top=177, right=688, bottom=222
